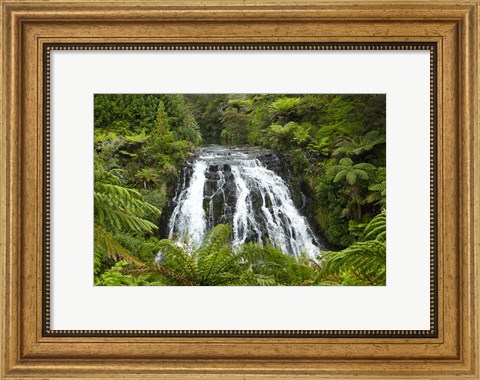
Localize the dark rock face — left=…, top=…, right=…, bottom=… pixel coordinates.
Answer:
left=160, top=145, right=323, bottom=257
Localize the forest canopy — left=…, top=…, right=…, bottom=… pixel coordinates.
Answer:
left=94, top=93, right=386, bottom=286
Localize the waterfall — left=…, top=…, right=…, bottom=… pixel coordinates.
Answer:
left=167, top=160, right=208, bottom=249
left=167, top=146, right=321, bottom=258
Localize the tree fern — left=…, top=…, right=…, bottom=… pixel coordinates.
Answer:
left=270, top=97, right=300, bottom=115
left=320, top=240, right=386, bottom=285
left=331, top=158, right=375, bottom=185
left=94, top=246, right=106, bottom=276
left=95, top=260, right=164, bottom=286
left=154, top=240, right=198, bottom=285
left=319, top=209, right=387, bottom=285
left=152, top=224, right=279, bottom=286
left=364, top=209, right=386, bottom=241
left=94, top=163, right=160, bottom=234
left=333, top=130, right=385, bottom=157
left=94, top=224, right=143, bottom=265
left=365, top=181, right=386, bottom=205
left=237, top=265, right=277, bottom=286
left=94, top=162, right=161, bottom=273
left=238, top=241, right=316, bottom=286
left=193, top=224, right=245, bottom=285
left=196, top=224, right=232, bottom=280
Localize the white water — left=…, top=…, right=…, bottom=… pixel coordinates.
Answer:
left=167, top=160, right=208, bottom=249
left=167, top=147, right=321, bottom=258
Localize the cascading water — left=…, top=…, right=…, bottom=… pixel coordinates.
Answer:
left=167, top=146, right=322, bottom=258
left=167, top=160, right=208, bottom=249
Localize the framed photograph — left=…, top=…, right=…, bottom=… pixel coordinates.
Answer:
left=1, top=0, right=478, bottom=378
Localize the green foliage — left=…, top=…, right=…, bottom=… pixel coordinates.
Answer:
left=333, top=130, right=385, bottom=157
left=184, top=94, right=229, bottom=143
left=153, top=225, right=249, bottom=286
left=135, top=168, right=158, bottom=189
left=94, top=246, right=115, bottom=276
left=325, top=158, right=376, bottom=220
left=93, top=94, right=199, bottom=284
left=313, top=178, right=354, bottom=247
left=94, top=93, right=386, bottom=286
left=319, top=210, right=386, bottom=285
left=94, top=94, right=160, bottom=133
left=239, top=242, right=319, bottom=286
left=306, top=136, right=330, bottom=156
left=144, top=220, right=387, bottom=287
left=94, top=164, right=160, bottom=234
left=93, top=162, right=162, bottom=279
left=319, top=240, right=386, bottom=285
left=94, top=94, right=201, bottom=145
left=270, top=97, right=300, bottom=123
left=228, top=98, right=252, bottom=111
left=364, top=209, right=386, bottom=241
left=220, top=106, right=248, bottom=144
left=94, top=224, right=143, bottom=265
left=124, top=131, right=150, bottom=143
left=95, top=261, right=165, bottom=286
left=244, top=95, right=276, bottom=142
left=154, top=225, right=263, bottom=285
left=151, top=224, right=320, bottom=286
left=247, top=94, right=385, bottom=245
left=331, top=158, right=375, bottom=186
left=365, top=167, right=386, bottom=208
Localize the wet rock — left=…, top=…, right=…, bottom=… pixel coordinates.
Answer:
left=161, top=145, right=324, bottom=257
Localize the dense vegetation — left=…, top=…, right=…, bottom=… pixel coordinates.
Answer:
left=94, top=94, right=386, bottom=286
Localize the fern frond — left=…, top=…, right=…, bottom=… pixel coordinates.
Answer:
left=155, top=239, right=198, bottom=282
left=94, top=192, right=159, bottom=233
left=237, top=266, right=277, bottom=286
left=94, top=165, right=160, bottom=234
left=94, top=247, right=105, bottom=276
left=196, top=224, right=232, bottom=280
left=94, top=224, right=143, bottom=265
left=364, top=209, right=386, bottom=241
left=321, top=240, right=386, bottom=285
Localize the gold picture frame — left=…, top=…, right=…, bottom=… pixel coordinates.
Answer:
left=1, top=0, right=478, bottom=378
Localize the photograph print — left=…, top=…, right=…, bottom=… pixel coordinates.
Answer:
left=94, top=94, right=386, bottom=286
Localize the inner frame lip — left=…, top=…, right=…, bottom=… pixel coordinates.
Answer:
left=42, top=42, right=438, bottom=338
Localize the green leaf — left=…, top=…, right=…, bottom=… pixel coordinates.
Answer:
left=345, top=171, right=357, bottom=185
left=334, top=170, right=347, bottom=183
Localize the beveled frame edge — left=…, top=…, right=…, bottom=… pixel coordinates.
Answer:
left=1, top=0, right=478, bottom=378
